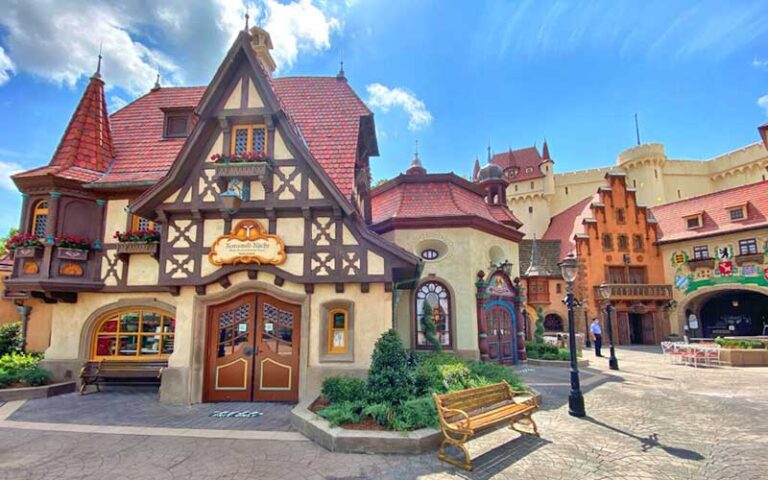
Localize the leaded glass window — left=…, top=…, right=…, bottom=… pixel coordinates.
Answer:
left=32, top=201, right=48, bottom=238
left=92, top=309, right=175, bottom=359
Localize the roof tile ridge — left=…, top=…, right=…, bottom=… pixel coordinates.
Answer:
left=652, top=179, right=768, bottom=212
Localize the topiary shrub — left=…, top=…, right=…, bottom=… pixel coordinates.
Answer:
left=421, top=301, right=442, bottom=352
left=0, top=322, right=24, bottom=357
left=321, top=376, right=367, bottom=404
left=366, top=330, right=414, bottom=405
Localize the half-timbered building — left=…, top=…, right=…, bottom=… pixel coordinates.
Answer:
left=5, top=27, right=524, bottom=403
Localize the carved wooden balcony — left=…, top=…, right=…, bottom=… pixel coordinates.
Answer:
left=5, top=245, right=104, bottom=299
left=734, top=253, right=764, bottom=266
left=687, top=257, right=715, bottom=270
left=593, top=283, right=673, bottom=302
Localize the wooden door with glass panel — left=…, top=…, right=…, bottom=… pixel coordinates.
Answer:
left=204, top=294, right=300, bottom=402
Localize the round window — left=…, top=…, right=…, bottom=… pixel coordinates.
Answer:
left=421, top=249, right=439, bottom=260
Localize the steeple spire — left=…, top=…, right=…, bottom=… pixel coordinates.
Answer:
left=92, top=42, right=103, bottom=79
left=525, top=235, right=545, bottom=277
left=472, top=157, right=481, bottom=181
left=244, top=10, right=250, bottom=31
left=336, top=60, right=346, bottom=81
left=406, top=140, right=426, bottom=175
left=542, top=139, right=550, bottom=160
left=151, top=72, right=161, bottom=91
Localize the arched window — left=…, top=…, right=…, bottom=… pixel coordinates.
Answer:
left=415, top=281, right=451, bottom=349
left=91, top=309, right=175, bottom=360
left=31, top=200, right=48, bottom=238
left=328, top=308, right=348, bottom=354
left=544, top=314, right=564, bottom=332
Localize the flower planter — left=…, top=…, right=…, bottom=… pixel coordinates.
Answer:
left=719, top=348, right=768, bottom=366
left=213, top=161, right=271, bottom=181
left=116, top=242, right=159, bottom=256
left=734, top=254, right=764, bottom=266
left=56, top=247, right=89, bottom=261
left=13, top=246, right=42, bottom=259
left=687, top=258, right=715, bottom=270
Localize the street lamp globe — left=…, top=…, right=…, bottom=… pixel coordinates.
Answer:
left=559, top=253, right=578, bottom=283
left=598, top=282, right=612, bottom=301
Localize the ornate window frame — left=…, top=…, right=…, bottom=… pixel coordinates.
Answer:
left=319, top=300, right=355, bottom=362
left=230, top=124, right=268, bottom=155
left=327, top=308, right=349, bottom=354
left=31, top=200, right=48, bottom=238
left=90, top=307, right=176, bottom=360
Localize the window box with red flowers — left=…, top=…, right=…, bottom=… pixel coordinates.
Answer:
left=114, top=230, right=161, bottom=257
left=6, top=234, right=44, bottom=259
left=211, top=152, right=273, bottom=181
left=54, top=235, right=91, bottom=261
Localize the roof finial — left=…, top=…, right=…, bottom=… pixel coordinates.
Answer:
left=336, top=59, right=346, bottom=81
left=414, top=139, right=419, bottom=159
left=634, top=112, right=641, bottom=146
left=487, top=141, right=492, bottom=163
left=406, top=140, right=426, bottom=175
left=93, top=42, right=103, bottom=79
left=151, top=72, right=161, bottom=91
left=245, top=11, right=250, bottom=31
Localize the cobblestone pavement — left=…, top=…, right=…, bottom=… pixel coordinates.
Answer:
left=1, top=346, right=767, bottom=479
left=9, top=387, right=293, bottom=431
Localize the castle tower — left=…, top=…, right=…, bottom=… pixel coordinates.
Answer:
left=540, top=140, right=555, bottom=197
left=617, top=143, right=668, bottom=206
left=249, top=26, right=277, bottom=74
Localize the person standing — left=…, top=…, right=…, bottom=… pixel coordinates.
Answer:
left=591, top=318, right=603, bottom=357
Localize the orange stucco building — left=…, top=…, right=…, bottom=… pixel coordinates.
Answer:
left=542, top=172, right=673, bottom=345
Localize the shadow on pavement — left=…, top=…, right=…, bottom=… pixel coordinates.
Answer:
left=529, top=368, right=622, bottom=412
left=449, top=433, right=551, bottom=480
left=585, top=417, right=705, bottom=461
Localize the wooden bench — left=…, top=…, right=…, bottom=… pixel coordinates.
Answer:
left=432, top=381, right=539, bottom=471
left=79, top=360, right=167, bottom=395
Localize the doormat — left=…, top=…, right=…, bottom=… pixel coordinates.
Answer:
left=210, top=410, right=264, bottom=418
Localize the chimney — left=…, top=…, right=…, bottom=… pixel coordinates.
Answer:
left=249, top=26, right=277, bottom=74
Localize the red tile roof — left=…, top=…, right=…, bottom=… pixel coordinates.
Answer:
left=16, top=76, right=370, bottom=197
left=542, top=195, right=595, bottom=258
left=651, top=181, right=768, bottom=243
left=490, top=146, right=546, bottom=181
left=370, top=173, right=523, bottom=239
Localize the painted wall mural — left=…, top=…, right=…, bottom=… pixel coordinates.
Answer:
left=671, top=240, right=768, bottom=294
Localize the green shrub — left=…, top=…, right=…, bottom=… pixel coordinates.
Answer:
left=367, top=330, right=414, bottom=405
left=466, top=360, right=524, bottom=390
left=542, top=352, right=559, bottom=361
left=316, top=402, right=361, bottom=426
left=533, top=307, right=545, bottom=344
left=362, top=402, right=392, bottom=426
left=321, top=376, right=366, bottom=404
left=17, top=367, right=50, bottom=386
left=390, top=396, right=438, bottom=431
left=0, top=322, right=24, bottom=357
left=557, top=349, right=571, bottom=361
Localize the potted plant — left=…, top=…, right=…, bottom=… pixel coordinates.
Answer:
left=54, top=235, right=91, bottom=261
left=6, top=234, right=44, bottom=259
left=210, top=152, right=273, bottom=182
left=114, top=229, right=161, bottom=256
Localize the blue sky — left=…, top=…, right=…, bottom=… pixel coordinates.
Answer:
left=0, top=0, right=767, bottom=233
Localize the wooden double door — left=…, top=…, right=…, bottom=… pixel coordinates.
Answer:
left=486, top=305, right=517, bottom=364
left=204, top=293, right=300, bottom=402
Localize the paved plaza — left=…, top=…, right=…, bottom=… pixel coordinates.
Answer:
left=0, top=346, right=767, bottom=479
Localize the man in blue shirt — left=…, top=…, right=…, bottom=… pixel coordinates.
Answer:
left=590, top=318, right=603, bottom=357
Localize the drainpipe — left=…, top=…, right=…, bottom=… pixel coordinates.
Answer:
left=15, top=303, right=31, bottom=353
left=391, top=260, right=424, bottom=331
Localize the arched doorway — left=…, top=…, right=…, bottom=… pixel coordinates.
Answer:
left=544, top=313, right=564, bottom=332
left=699, top=291, right=768, bottom=337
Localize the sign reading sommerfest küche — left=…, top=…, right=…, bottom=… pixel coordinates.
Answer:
left=209, top=220, right=287, bottom=266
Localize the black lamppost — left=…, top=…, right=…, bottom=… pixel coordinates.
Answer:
left=583, top=308, right=591, bottom=349
left=598, top=283, right=619, bottom=371
left=559, top=253, right=585, bottom=418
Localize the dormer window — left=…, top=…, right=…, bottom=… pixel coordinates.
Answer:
left=162, top=107, right=193, bottom=138
left=728, top=205, right=746, bottom=221
left=684, top=214, right=703, bottom=230
left=231, top=124, right=267, bottom=155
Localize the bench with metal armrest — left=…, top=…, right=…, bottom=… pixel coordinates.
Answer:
left=432, top=380, right=539, bottom=471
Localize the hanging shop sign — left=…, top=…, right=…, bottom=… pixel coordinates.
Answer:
left=209, top=220, right=287, bottom=266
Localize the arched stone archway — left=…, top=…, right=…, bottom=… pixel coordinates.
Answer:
left=677, top=285, right=768, bottom=338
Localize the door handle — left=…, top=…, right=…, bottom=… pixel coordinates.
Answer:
left=243, top=346, right=255, bottom=356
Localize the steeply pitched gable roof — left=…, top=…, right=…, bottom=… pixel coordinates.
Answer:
left=14, top=73, right=113, bottom=184
left=651, top=180, right=768, bottom=243
left=542, top=195, right=595, bottom=258
left=519, top=239, right=563, bottom=278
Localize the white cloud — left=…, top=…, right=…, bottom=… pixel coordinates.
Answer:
left=0, top=0, right=347, bottom=94
left=0, top=47, right=14, bottom=85
left=366, top=83, right=432, bottom=131
left=0, top=161, right=23, bottom=191
left=110, top=95, right=129, bottom=111
left=263, top=0, right=341, bottom=71
left=758, top=94, right=768, bottom=115
left=754, top=58, right=768, bottom=68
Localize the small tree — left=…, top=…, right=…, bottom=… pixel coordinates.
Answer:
left=534, top=306, right=545, bottom=345
left=0, top=228, right=19, bottom=255
left=367, top=329, right=414, bottom=405
left=0, top=322, right=24, bottom=356
left=421, top=301, right=442, bottom=352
